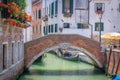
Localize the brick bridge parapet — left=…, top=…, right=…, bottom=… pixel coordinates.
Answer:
left=24, top=34, right=104, bottom=68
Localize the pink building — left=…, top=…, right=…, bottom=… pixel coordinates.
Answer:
left=32, top=0, right=42, bottom=40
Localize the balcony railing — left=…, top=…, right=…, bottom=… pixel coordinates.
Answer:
left=42, top=15, right=48, bottom=22
left=32, top=0, right=40, bottom=5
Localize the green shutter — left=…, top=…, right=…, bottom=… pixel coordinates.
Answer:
left=55, top=0, right=58, bottom=15
left=70, top=0, right=73, bottom=14
left=55, top=24, right=58, bottom=32
left=48, top=25, right=51, bottom=33
left=51, top=25, right=54, bottom=33
left=51, top=2, right=54, bottom=17
left=77, top=23, right=82, bottom=29
left=101, top=23, right=104, bottom=31
left=62, top=0, right=65, bottom=13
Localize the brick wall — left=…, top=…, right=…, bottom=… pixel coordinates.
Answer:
left=0, top=24, right=24, bottom=80
left=32, top=1, right=42, bottom=40
left=24, top=34, right=104, bottom=68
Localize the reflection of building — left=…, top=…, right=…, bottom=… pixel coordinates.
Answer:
left=0, top=1, right=24, bottom=80
left=89, top=0, right=120, bottom=41
left=42, top=0, right=90, bottom=38
left=32, top=0, right=42, bottom=40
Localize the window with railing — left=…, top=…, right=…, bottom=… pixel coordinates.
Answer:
left=62, top=0, right=73, bottom=17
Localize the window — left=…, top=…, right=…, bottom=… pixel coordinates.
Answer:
left=55, top=24, right=58, bottom=32
left=95, top=3, right=105, bottom=14
left=63, top=23, right=70, bottom=28
left=95, top=22, right=104, bottom=31
left=51, top=25, right=54, bottom=33
left=62, top=0, right=73, bottom=14
left=77, top=23, right=89, bottom=29
left=51, top=2, right=54, bottom=17
left=2, top=44, right=7, bottom=70
left=49, top=4, right=51, bottom=16
left=11, top=43, right=15, bottom=64
left=49, top=25, right=51, bottom=33
left=55, top=0, right=58, bottom=16
left=43, top=26, right=46, bottom=35
left=38, top=9, right=41, bottom=19
left=75, top=0, right=88, bottom=10
left=18, top=42, right=20, bottom=60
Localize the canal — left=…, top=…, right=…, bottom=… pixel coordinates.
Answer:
left=18, top=52, right=110, bottom=80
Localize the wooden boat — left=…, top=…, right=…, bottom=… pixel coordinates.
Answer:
left=55, top=48, right=79, bottom=60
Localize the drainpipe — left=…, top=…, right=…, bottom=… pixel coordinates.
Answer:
left=88, top=0, right=93, bottom=39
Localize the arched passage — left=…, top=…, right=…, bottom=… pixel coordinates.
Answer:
left=24, top=34, right=104, bottom=68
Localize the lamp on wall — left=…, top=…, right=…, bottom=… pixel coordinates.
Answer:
left=95, top=3, right=104, bottom=44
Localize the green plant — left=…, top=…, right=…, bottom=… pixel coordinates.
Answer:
left=8, top=0, right=27, bottom=9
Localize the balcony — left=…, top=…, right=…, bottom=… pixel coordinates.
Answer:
left=42, top=15, right=48, bottom=22
left=63, top=9, right=72, bottom=17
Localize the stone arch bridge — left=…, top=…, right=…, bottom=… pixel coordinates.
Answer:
left=24, top=34, right=104, bottom=69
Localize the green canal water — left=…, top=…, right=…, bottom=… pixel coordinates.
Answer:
left=18, top=52, right=110, bottom=80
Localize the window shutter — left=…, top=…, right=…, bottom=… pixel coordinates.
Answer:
left=70, top=0, right=73, bottom=14
left=101, top=23, right=104, bottom=31
left=62, top=0, right=65, bottom=13
left=55, top=24, right=58, bottom=32
left=55, top=0, right=58, bottom=15
left=51, top=2, right=54, bottom=16
left=77, top=23, right=83, bottom=29
left=51, top=25, right=54, bottom=33
left=38, top=10, right=41, bottom=19
left=49, top=25, right=51, bottom=33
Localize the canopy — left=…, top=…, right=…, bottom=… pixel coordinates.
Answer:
left=101, top=32, right=120, bottom=40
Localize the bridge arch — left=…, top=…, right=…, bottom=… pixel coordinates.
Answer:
left=24, top=34, right=104, bottom=68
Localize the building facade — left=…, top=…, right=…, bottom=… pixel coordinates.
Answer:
left=0, top=0, right=24, bottom=80
left=42, top=0, right=91, bottom=38
left=24, top=0, right=32, bottom=42
left=32, top=0, right=42, bottom=40
left=42, top=0, right=120, bottom=41
left=89, top=0, right=120, bottom=41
